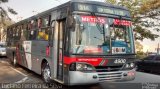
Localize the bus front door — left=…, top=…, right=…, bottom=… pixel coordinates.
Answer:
left=53, top=19, right=65, bottom=81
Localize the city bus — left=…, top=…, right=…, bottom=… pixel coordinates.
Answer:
left=6, top=0, right=136, bottom=85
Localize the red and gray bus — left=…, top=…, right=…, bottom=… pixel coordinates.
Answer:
left=6, top=0, right=136, bottom=85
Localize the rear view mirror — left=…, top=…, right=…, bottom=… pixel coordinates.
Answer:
left=67, top=16, right=75, bottom=29
left=48, top=21, right=55, bottom=47
left=48, top=29, right=53, bottom=47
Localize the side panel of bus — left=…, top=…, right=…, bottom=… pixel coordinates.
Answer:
left=31, top=41, right=48, bottom=74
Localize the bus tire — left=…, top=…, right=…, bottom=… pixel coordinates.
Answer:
left=42, top=62, right=51, bottom=83
left=13, top=55, right=17, bottom=67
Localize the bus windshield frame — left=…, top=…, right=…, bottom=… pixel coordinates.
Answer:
left=69, top=14, right=134, bottom=55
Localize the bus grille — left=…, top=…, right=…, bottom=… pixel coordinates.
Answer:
left=95, top=66, right=123, bottom=72
left=97, top=72, right=123, bottom=81
left=95, top=66, right=123, bottom=81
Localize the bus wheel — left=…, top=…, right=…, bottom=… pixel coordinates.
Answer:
left=13, top=55, right=17, bottom=67
left=42, top=63, right=51, bottom=83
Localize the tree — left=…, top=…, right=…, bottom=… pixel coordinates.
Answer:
left=135, top=41, right=147, bottom=58
left=0, top=0, right=17, bottom=41
left=105, top=0, right=160, bottom=41
left=0, top=19, right=14, bottom=41
left=0, top=0, right=17, bottom=24
left=135, top=41, right=143, bottom=52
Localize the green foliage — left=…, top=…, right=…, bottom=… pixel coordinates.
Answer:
left=0, top=0, right=8, bottom=3
left=135, top=41, right=143, bottom=52
left=106, top=0, right=116, bottom=4
left=8, top=7, right=18, bottom=15
left=140, top=0, right=160, bottom=14
left=135, top=41, right=146, bottom=59
left=105, top=0, right=160, bottom=41
left=0, top=0, right=17, bottom=26
left=0, top=0, right=17, bottom=41
left=134, top=26, right=159, bottom=40
left=136, top=51, right=146, bottom=59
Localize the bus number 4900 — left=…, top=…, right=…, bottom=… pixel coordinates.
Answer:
left=114, top=59, right=126, bottom=64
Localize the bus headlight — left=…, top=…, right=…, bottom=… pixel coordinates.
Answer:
left=130, top=63, right=135, bottom=68
left=69, top=62, right=95, bottom=71
left=123, top=62, right=135, bottom=70
left=125, top=64, right=130, bottom=68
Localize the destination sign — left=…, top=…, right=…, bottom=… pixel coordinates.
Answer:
left=73, top=3, right=130, bottom=17
left=114, top=19, right=132, bottom=26
left=81, top=16, right=106, bottom=24
left=96, top=6, right=127, bottom=16
left=77, top=4, right=93, bottom=12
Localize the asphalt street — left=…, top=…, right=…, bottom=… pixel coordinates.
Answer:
left=0, top=58, right=25, bottom=83
left=0, top=57, right=160, bottom=89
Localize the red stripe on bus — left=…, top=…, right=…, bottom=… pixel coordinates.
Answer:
left=64, top=56, right=103, bottom=66
left=16, top=45, right=21, bottom=64
left=103, top=59, right=108, bottom=66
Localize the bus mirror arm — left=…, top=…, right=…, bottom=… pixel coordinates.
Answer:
left=48, top=28, right=53, bottom=47
left=67, top=16, right=75, bottom=30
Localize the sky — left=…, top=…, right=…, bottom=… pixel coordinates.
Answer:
left=6, top=0, right=104, bottom=21
left=4, top=0, right=160, bottom=52
left=6, top=0, right=69, bottom=21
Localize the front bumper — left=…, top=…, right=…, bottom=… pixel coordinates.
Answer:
left=69, top=69, right=136, bottom=85
left=0, top=52, right=6, bottom=56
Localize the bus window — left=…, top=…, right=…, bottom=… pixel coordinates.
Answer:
left=18, top=26, right=22, bottom=40
left=13, top=27, right=16, bottom=37
left=28, top=19, right=38, bottom=40
left=29, top=30, right=37, bottom=40
left=70, top=15, right=134, bottom=54
left=16, top=27, right=18, bottom=36
left=38, top=18, right=42, bottom=28
left=37, top=15, right=51, bottom=41
left=41, top=16, right=51, bottom=27
left=109, top=18, right=132, bottom=54
left=37, top=28, right=49, bottom=41
left=20, top=24, right=26, bottom=41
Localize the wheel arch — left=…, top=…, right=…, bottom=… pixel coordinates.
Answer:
left=41, top=59, right=48, bottom=74
left=41, top=58, right=53, bottom=83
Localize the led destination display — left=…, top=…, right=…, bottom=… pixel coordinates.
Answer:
left=73, top=3, right=130, bottom=17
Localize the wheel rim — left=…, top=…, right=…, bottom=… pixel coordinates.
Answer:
left=43, top=65, right=51, bottom=82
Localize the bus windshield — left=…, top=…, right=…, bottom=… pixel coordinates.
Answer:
left=70, top=15, right=134, bottom=55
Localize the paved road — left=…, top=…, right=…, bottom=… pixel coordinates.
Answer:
left=0, top=57, right=25, bottom=83
left=0, top=58, right=160, bottom=89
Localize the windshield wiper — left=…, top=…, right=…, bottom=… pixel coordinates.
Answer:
left=94, top=36, right=103, bottom=41
left=75, top=19, right=82, bottom=45
left=91, top=12, right=106, bottom=42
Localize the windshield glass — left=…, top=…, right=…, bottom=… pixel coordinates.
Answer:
left=70, top=15, right=134, bottom=55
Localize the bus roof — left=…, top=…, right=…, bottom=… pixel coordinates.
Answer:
left=71, top=0, right=128, bottom=10
left=8, top=0, right=129, bottom=27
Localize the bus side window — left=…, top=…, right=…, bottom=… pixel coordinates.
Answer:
left=18, top=26, right=22, bottom=40
left=13, top=27, right=17, bottom=42
left=28, top=20, right=38, bottom=40
left=20, top=24, right=27, bottom=41
left=42, top=15, right=51, bottom=27
left=37, top=28, right=49, bottom=41
left=37, top=15, right=51, bottom=41
left=30, top=30, right=38, bottom=40
left=7, top=28, right=11, bottom=46
left=23, top=23, right=29, bottom=40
